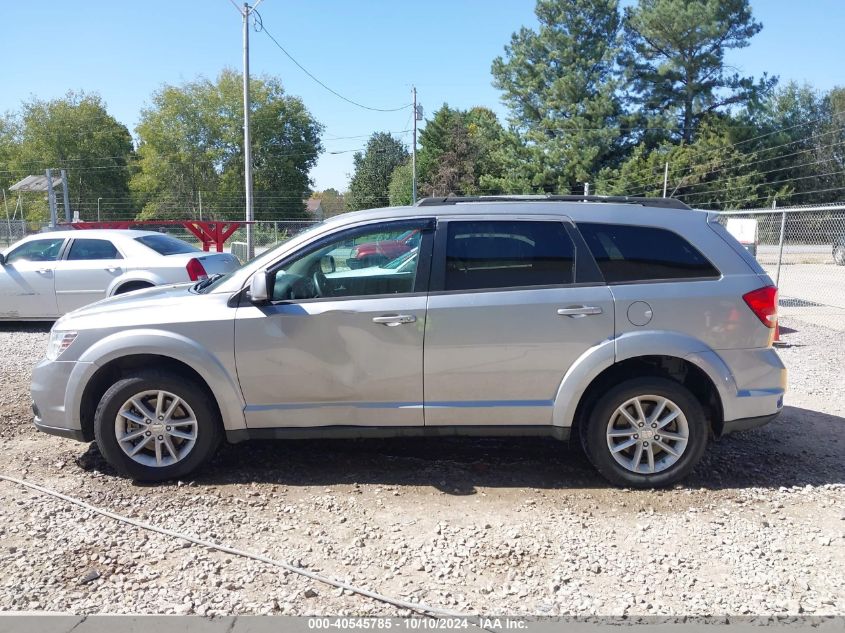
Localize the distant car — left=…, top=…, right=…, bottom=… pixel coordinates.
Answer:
left=0, top=230, right=239, bottom=320
left=833, top=234, right=845, bottom=266
left=346, top=228, right=420, bottom=269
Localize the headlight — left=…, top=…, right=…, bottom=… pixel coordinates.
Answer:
left=46, top=330, right=78, bottom=361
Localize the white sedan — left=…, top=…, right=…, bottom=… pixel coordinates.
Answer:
left=0, top=229, right=239, bottom=320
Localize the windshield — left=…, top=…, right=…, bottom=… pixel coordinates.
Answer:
left=196, top=221, right=328, bottom=293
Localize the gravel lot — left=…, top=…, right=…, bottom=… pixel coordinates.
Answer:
left=0, top=318, right=842, bottom=617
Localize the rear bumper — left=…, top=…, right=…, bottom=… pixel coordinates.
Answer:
left=721, top=411, right=780, bottom=436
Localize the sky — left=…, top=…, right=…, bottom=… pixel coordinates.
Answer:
left=1, top=0, right=843, bottom=192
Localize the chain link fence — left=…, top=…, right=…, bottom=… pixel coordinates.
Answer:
left=10, top=208, right=845, bottom=331
left=13, top=219, right=319, bottom=261
left=1, top=219, right=27, bottom=247
left=718, top=204, right=845, bottom=331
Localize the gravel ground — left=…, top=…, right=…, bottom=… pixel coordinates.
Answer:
left=0, top=318, right=842, bottom=617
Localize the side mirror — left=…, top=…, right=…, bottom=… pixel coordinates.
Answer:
left=247, top=271, right=269, bottom=303
left=320, top=255, right=336, bottom=274
left=0, top=253, right=5, bottom=266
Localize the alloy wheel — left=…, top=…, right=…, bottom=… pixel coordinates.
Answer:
left=114, top=390, right=198, bottom=467
left=606, top=394, right=690, bottom=474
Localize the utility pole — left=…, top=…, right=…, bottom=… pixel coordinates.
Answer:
left=412, top=86, right=418, bottom=205
left=198, top=190, right=203, bottom=221
left=60, top=169, right=71, bottom=222
left=46, top=169, right=57, bottom=228
left=662, top=162, right=669, bottom=198
left=97, top=197, right=102, bottom=222
left=241, top=2, right=255, bottom=259
left=584, top=182, right=590, bottom=196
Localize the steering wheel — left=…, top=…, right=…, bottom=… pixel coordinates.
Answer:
left=311, top=268, right=327, bottom=297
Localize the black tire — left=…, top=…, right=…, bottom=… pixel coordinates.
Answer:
left=114, top=281, right=154, bottom=295
left=581, top=377, right=708, bottom=488
left=93, top=370, right=221, bottom=481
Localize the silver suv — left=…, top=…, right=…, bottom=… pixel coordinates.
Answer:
left=31, top=196, right=786, bottom=487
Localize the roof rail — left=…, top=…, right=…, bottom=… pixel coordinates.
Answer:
left=415, top=194, right=691, bottom=211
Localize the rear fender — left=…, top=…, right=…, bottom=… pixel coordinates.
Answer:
left=552, top=330, right=736, bottom=428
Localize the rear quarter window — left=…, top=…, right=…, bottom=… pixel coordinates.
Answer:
left=135, top=234, right=199, bottom=255
left=577, top=222, right=720, bottom=283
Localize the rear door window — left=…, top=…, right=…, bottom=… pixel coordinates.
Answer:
left=443, top=220, right=575, bottom=291
left=67, top=238, right=122, bottom=260
left=577, top=222, right=719, bottom=283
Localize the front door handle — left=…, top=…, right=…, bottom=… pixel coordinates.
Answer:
left=557, top=306, right=603, bottom=317
left=36, top=268, right=52, bottom=275
left=372, top=314, right=417, bottom=326
left=105, top=267, right=121, bottom=273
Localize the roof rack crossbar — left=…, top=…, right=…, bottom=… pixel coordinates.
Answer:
left=415, top=195, right=691, bottom=210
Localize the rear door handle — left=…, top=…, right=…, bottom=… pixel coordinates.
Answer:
left=105, top=267, right=121, bottom=273
left=557, top=306, right=603, bottom=317
left=372, top=314, right=417, bottom=326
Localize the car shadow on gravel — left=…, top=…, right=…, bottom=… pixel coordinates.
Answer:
left=74, top=405, right=845, bottom=492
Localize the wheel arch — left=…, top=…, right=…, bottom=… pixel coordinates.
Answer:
left=106, top=271, right=166, bottom=297
left=71, top=330, right=246, bottom=440
left=553, top=330, right=734, bottom=438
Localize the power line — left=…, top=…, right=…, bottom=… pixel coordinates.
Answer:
left=254, top=11, right=411, bottom=113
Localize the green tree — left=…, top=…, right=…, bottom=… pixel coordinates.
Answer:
left=623, top=0, right=776, bottom=143
left=598, top=121, right=763, bottom=209
left=414, top=104, right=509, bottom=196
left=388, top=161, right=414, bottom=206
left=133, top=69, right=322, bottom=220
left=346, top=132, right=408, bottom=210
left=3, top=92, right=133, bottom=221
left=491, top=0, right=625, bottom=192
left=311, top=188, right=347, bottom=217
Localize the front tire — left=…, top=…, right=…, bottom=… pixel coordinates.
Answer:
left=582, top=377, right=708, bottom=488
left=93, top=371, right=221, bottom=481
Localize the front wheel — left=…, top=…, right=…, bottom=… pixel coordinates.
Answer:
left=93, top=371, right=221, bottom=481
left=582, top=377, right=708, bottom=488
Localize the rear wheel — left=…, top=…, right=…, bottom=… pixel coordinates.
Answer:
left=93, top=371, right=221, bottom=481
left=582, top=377, right=708, bottom=488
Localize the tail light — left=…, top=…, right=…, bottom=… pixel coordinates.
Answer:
left=743, top=286, right=778, bottom=328
left=186, top=257, right=208, bottom=281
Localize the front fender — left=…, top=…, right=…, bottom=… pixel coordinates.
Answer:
left=68, top=328, right=246, bottom=432
left=552, top=330, right=736, bottom=428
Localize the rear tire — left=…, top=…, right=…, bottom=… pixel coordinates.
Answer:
left=582, top=377, right=708, bottom=488
left=93, top=370, right=221, bottom=481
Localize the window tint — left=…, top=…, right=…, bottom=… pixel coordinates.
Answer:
left=135, top=234, right=199, bottom=255
left=577, top=223, right=719, bottom=283
left=444, top=221, right=574, bottom=291
left=67, top=239, right=121, bottom=260
left=270, top=223, right=424, bottom=301
left=5, top=238, right=65, bottom=263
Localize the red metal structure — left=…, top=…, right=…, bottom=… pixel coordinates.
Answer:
left=68, top=220, right=244, bottom=253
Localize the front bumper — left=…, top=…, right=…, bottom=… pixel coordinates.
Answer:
left=31, top=357, right=92, bottom=442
